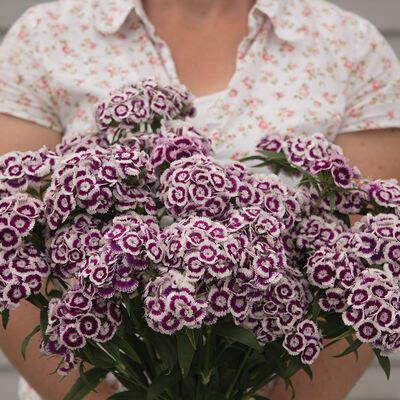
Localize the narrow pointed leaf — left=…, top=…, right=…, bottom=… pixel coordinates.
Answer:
left=40, top=307, right=49, bottom=345
left=64, top=368, right=108, bottom=400
left=177, top=330, right=195, bottom=377
left=329, top=190, right=335, bottom=214
left=114, top=334, right=141, bottom=364
left=373, top=349, right=391, bottom=379
left=1, top=310, right=9, bottom=330
left=213, top=322, right=261, bottom=352
left=333, top=338, right=363, bottom=358
left=146, top=371, right=180, bottom=400
left=21, top=325, right=40, bottom=360
left=106, top=388, right=147, bottom=400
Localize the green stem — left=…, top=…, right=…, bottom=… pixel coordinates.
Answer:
left=195, top=377, right=201, bottom=400
left=225, top=348, right=252, bottom=399
left=311, top=187, right=329, bottom=215
left=130, top=310, right=158, bottom=371
left=27, top=292, right=48, bottom=308
left=101, top=342, right=147, bottom=390
left=241, top=373, right=278, bottom=400
left=202, top=328, right=212, bottom=384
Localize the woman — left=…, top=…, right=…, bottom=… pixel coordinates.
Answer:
left=1, top=0, right=400, bottom=398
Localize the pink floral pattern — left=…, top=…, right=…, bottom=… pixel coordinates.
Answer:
left=0, top=0, right=400, bottom=166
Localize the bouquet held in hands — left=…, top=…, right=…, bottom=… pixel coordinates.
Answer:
left=1, top=78, right=400, bottom=400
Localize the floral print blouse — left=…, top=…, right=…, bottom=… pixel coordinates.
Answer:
left=1, top=0, right=400, bottom=399
left=1, top=0, right=400, bottom=166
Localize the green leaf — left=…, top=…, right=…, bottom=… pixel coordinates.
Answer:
left=39, top=182, right=51, bottom=197
left=1, top=309, right=9, bottom=330
left=253, top=395, right=270, bottom=400
left=107, top=390, right=147, bottom=400
left=144, top=329, right=177, bottom=371
left=185, top=328, right=197, bottom=349
left=146, top=371, right=180, bottom=400
left=220, top=366, right=238, bottom=393
left=333, top=338, right=363, bottom=358
left=345, top=336, right=359, bottom=360
left=284, top=357, right=304, bottom=378
left=121, top=293, right=132, bottom=317
left=40, top=307, right=49, bottom=345
left=177, top=329, right=196, bottom=378
left=122, top=331, right=155, bottom=376
left=26, top=186, right=40, bottom=198
left=334, top=327, right=354, bottom=341
left=63, top=368, right=108, bottom=400
left=373, top=348, right=391, bottom=379
left=312, top=301, right=321, bottom=322
left=329, top=190, right=335, bottom=214
left=114, top=333, right=142, bottom=364
left=258, top=150, right=286, bottom=159
left=302, top=364, right=313, bottom=381
left=78, top=363, right=92, bottom=392
left=21, top=325, right=40, bottom=360
left=213, top=322, right=262, bottom=352
left=79, top=342, right=116, bottom=370
left=334, top=211, right=351, bottom=227
left=319, top=313, right=350, bottom=339
left=240, top=155, right=267, bottom=163
left=204, top=392, right=226, bottom=400
left=46, top=287, right=64, bottom=299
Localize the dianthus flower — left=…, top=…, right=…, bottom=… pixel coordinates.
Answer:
left=159, top=155, right=246, bottom=219
left=78, top=212, right=162, bottom=299
left=144, top=270, right=207, bottom=334
left=94, top=78, right=195, bottom=134
left=0, top=147, right=57, bottom=193
left=43, top=286, right=122, bottom=373
left=343, top=269, right=400, bottom=354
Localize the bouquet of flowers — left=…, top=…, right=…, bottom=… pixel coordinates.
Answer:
left=1, top=78, right=399, bottom=400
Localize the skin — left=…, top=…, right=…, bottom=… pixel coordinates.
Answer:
left=1, top=0, right=399, bottom=398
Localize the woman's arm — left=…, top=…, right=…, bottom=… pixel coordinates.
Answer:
left=270, top=127, right=400, bottom=400
left=0, top=114, right=116, bottom=400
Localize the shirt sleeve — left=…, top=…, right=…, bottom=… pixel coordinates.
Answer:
left=338, top=21, right=400, bottom=134
left=0, top=7, right=63, bottom=133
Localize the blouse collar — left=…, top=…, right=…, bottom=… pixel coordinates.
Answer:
left=92, top=0, right=308, bottom=41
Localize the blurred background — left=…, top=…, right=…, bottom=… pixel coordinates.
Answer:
left=1, top=0, right=400, bottom=399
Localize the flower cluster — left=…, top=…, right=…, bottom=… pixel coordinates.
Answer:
left=0, top=194, right=49, bottom=310
left=80, top=212, right=162, bottom=299
left=257, top=132, right=361, bottom=188
left=43, top=287, right=122, bottom=374
left=144, top=270, right=207, bottom=334
left=283, top=320, right=323, bottom=364
left=94, top=78, right=195, bottom=134
left=0, top=148, right=57, bottom=194
left=353, top=214, right=400, bottom=282
left=46, top=214, right=107, bottom=279
left=149, top=120, right=213, bottom=172
left=160, top=216, right=232, bottom=279
left=146, top=211, right=312, bottom=342
left=43, top=143, right=157, bottom=229
left=55, top=131, right=110, bottom=156
left=158, top=155, right=246, bottom=219
left=343, top=269, right=400, bottom=355
left=362, top=179, right=400, bottom=214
